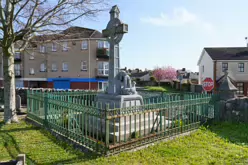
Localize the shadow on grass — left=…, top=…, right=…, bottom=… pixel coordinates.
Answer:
left=1, top=120, right=101, bottom=165
left=37, top=128, right=101, bottom=164
left=0, top=128, right=36, bottom=164
left=208, top=122, right=248, bottom=146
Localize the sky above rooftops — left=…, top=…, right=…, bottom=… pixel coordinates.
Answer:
left=72, top=0, right=248, bottom=72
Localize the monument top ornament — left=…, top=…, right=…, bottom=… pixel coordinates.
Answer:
left=102, top=5, right=128, bottom=44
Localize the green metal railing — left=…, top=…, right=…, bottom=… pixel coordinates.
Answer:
left=27, top=90, right=214, bottom=155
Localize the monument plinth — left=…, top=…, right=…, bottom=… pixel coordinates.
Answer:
left=96, top=5, right=143, bottom=108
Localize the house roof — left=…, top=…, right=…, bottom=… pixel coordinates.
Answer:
left=32, top=26, right=103, bottom=42
left=204, top=47, right=248, bottom=60
left=130, top=71, right=150, bottom=78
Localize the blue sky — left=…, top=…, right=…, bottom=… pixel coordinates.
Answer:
left=74, top=0, right=248, bottom=72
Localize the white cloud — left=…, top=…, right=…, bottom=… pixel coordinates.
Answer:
left=140, top=7, right=214, bottom=32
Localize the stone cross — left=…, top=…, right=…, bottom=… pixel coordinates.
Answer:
left=102, top=5, right=128, bottom=95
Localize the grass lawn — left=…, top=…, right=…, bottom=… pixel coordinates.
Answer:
left=1, top=119, right=248, bottom=165
left=145, top=86, right=178, bottom=92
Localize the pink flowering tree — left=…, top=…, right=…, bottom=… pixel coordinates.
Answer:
left=153, top=66, right=177, bottom=86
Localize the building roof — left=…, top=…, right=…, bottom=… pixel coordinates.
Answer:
left=130, top=71, right=150, bottom=78
left=204, top=47, right=248, bottom=60
left=32, top=26, right=103, bottom=42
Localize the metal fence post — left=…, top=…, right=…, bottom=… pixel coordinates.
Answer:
left=44, top=92, right=48, bottom=126
left=105, top=104, right=110, bottom=154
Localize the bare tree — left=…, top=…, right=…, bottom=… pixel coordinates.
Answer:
left=0, top=0, right=108, bottom=124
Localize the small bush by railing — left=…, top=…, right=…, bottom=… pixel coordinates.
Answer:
left=27, top=90, right=214, bottom=155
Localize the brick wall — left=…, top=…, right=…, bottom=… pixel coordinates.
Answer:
left=71, top=82, right=98, bottom=90
left=47, top=82, right=53, bottom=88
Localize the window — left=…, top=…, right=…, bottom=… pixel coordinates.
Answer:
left=40, top=45, right=45, bottom=53
left=29, top=52, right=34, bottom=60
left=81, top=41, right=88, bottom=50
left=222, top=63, right=228, bottom=72
left=98, top=61, right=109, bottom=76
left=62, top=62, right=68, bottom=72
left=98, top=82, right=108, bottom=91
left=14, top=64, right=21, bottom=76
left=29, top=68, right=35, bottom=75
left=63, top=42, right=68, bottom=51
left=98, top=41, right=109, bottom=48
left=238, top=63, right=244, bottom=72
left=51, top=63, right=57, bottom=72
left=52, top=43, right=57, bottom=52
left=202, top=65, right=204, bottom=73
left=14, top=52, right=21, bottom=59
left=81, top=61, right=87, bottom=71
left=236, top=83, right=244, bottom=95
left=40, top=63, right=46, bottom=72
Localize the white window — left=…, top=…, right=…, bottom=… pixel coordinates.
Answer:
left=98, top=41, right=109, bottom=48
left=62, top=62, right=68, bottom=71
left=29, top=52, right=35, bottom=60
left=236, top=83, right=244, bottom=95
left=14, top=64, right=21, bottom=76
left=98, top=82, right=108, bottom=91
left=81, top=61, right=87, bottom=71
left=52, top=43, right=57, bottom=52
left=40, top=45, right=45, bottom=53
left=40, top=63, right=46, bottom=72
left=14, top=52, right=21, bottom=59
left=63, top=42, right=68, bottom=51
left=81, top=41, right=88, bottom=50
left=29, top=68, right=35, bottom=75
left=98, top=61, right=109, bottom=76
left=51, top=63, right=57, bottom=72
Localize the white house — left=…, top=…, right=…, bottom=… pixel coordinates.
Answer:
left=197, top=47, right=248, bottom=95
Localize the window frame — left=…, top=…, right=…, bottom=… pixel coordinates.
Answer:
left=236, top=82, right=244, bottom=95
left=52, top=43, right=57, bottom=52
left=51, top=63, right=57, bottom=72
left=40, top=63, right=46, bottom=72
left=238, top=63, right=244, bottom=72
left=222, top=62, right=228, bottom=72
left=29, top=52, right=35, bottom=60
left=98, top=41, right=109, bottom=49
left=98, top=61, right=109, bottom=76
left=29, top=68, right=35, bottom=75
left=81, top=61, right=87, bottom=71
left=62, top=42, right=68, bottom=52
left=40, top=45, right=45, bottom=53
left=14, top=64, right=21, bottom=76
left=62, top=62, right=68, bottom=72
left=81, top=41, right=88, bottom=50
left=98, top=82, right=108, bottom=91
left=14, top=52, right=21, bottom=59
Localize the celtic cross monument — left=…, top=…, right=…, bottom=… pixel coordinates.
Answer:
left=102, top=5, right=128, bottom=95
left=96, top=5, right=143, bottom=108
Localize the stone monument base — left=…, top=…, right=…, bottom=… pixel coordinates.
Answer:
left=95, top=93, right=144, bottom=109
left=68, top=93, right=172, bottom=142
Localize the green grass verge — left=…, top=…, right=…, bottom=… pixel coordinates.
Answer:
left=1, top=120, right=248, bottom=164
left=145, top=86, right=175, bottom=92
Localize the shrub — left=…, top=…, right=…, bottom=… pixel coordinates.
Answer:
left=150, top=76, right=156, bottom=82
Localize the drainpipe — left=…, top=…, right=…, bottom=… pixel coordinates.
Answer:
left=88, top=38, right=91, bottom=90
left=213, top=60, right=217, bottom=93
